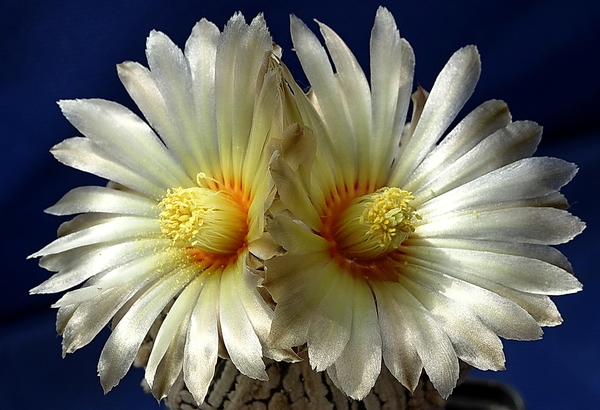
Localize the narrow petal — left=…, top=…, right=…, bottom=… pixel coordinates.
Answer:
left=402, top=242, right=582, bottom=295
left=31, top=238, right=169, bottom=294
left=270, top=154, right=322, bottom=230
left=370, top=7, right=415, bottom=186
left=145, top=30, right=200, bottom=175
left=50, top=137, right=166, bottom=199
left=400, top=260, right=543, bottom=341
left=415, top=207, right=585, bottom=246
left=405, top=99, right=511, bottom=190
left=389, top=46, right=481, bottom=186
left=98, top=266, right=195, bottom=393
left=59, top=99, right=193, bottom=189
left=411, top=121, right=542, bottom=203
left=386, top=281, right=459, bottom=399
left=268, top=215, right=329, bottom=254
left=372, top=281, right=422, bottom=392
left=219, top=262, right=267, bottom=380
left=45, top=186, right=158, bottom=217
left=417, top=157, right=577, bottom=217
left=290, top=15, right=357, bottom=186
left=307, top=261, right=354, bottom=371
left=183, top=270, right=220, bottom=405
left=29, top=216, right=159, bottom=258
left=145, top=275, right=204, bottom=389
left=400, top=273, right=505, bottom=371
left=327, top=279, right=382, bottom=400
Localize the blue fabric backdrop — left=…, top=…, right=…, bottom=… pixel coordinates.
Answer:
left=1, top=1, right=598, bottom=409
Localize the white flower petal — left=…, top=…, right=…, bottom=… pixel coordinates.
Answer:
left=405, top=99, right=511, bottom=190
left=412, top=121, right=542, bottom=203
left=61, top=271, right=158, bottom=355
left=270, top=154, right=322, bottom=230
left=400, top=274, right=505, bottom=371
left=29, top=216, right=159, bottom=258
left=31, top=238, right=169, bottom=294
left=219, top=262, right=267, bottom=381
left=98, top=266, right=195, bottom=393
left=237, top=261, right=297, bottom=362
left=266, top=251, right=335, bottom=348
left=184, top=272, right=220, bottom=405
left=145, top=30, right=201, bottom=175
left=307, top=261, right=354, bottom=371
left=401, top=261, right=543, bottom=341
left=389, top=46, right=481, bottom=187
left=417, top=157, right=576, bottom=217
left=268, top=214, right=329, bottom=253
left=59, top=99, right=193, bottom=189
left=387, top=281, right=459, bottom=399
left=416, top=207, right=585, bottom=245
left=50, top=137, right=166, bottom=199
left=370, top=7, right=415, bottom=184
left=290, top=15, right=357, bottom=185
left=146, top=275, right=203, bottom=389
left=327, top=278, right=381, bottom=400
left=402, top=242, right=582, bottom=295
left=45, top=186, right=158, bottom=216
left=316, top=19, right=373, bottom=187
left=215, top=13, right=273, bottom=184
left=150, top=316, right=189, bottom=400
left=372, top=281, right=422, bottom=392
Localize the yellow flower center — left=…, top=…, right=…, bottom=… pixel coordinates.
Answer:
left=333, top=187, right=416, bottom=260
left=158, top=186, right=248, bottom=255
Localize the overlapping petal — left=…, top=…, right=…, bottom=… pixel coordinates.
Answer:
left=265, top=5, right=584, bottom=401
left=31, top=12, right=289, bottom=407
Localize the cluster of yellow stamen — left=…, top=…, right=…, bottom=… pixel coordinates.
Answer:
left=333, top=187, right=416, bottom=260
left=157, top=185, right=248, bottom=255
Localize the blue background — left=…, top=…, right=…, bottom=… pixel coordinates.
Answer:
left=1, top=0, right=598, bottom=409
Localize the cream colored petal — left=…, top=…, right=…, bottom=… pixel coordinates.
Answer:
left=389, top=46, right=481, bottom=187
left=317, top=19, right=373, bottom=187
left=266, top=251, right=334, bottom=348
left=270, top=154, right=322, bottom=230
left=290, top=15, right=357, bottom=186
left=184, top=19, right=221, bottom=178
left=219, top=262, right=267, bottom=380
left=45, top=186, right=158, bottom=217
left=150, top=316, right=188, bottom=400
left=183, top=270, right=220, bottom=405
left=32, top=238, right=169, bottom=294
left=400, top=273, right=505, bottom=371
left=400, top=260, right=542, bottom=341
left=52, top=250, right=181, bottom=308
left=404, top=99, right=511, bottom=190
left=386, top=281, right=459, bottom=399
left=372, top=281, right=422, bottom=392
left=29, top=216, right=159, bottom=258
left=412, top=121, right=542, bottom=204
left=145, top=30, right=202, bottom=175
left=327, top=278, right=381, bottom=400
left=50, top=137, right=166, bottom=200
left=59, top=99, right=193, bottom=189
left=417, top=157, right=576, bottom=217
left=98, top=266, right=195, bottom=393
left=146, top=275, right=204, bottom=390
left=403, top=241, right=581, bottom=296
left=370, top=7, right=414, bottom=185
left=415, top=207, right=585, bottom=246
left=236, top=258, right=298, bottom=362
left=307, top=260, right=354, bottom=371
left=60, top=263, right=164, bottom=356
left=215, top=13, right=273, bottom=186
left=267, top=215, right=329, bottom=253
